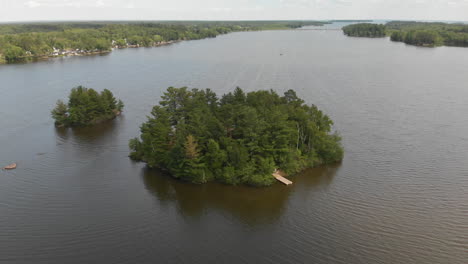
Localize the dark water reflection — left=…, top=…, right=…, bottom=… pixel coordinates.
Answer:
left=142, top=165, right=339, bottom=226
left=54, top=117, right=122, bottom=143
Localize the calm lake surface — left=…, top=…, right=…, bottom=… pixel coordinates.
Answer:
left=1, top=27, right=467, bottom=264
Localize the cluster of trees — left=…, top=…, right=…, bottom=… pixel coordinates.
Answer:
left=387, top=21, right=468, bottom=47
left=129, top=87, right=343, bottom=186
left=342, top=23, right=386, bottom=37
left=0, top=21, right=327, bottom=63
left=51, top=86, right=124, bottom=127
left=390, top=30, right=443, bottom=46
left=341, top=21, right=468, bottom=47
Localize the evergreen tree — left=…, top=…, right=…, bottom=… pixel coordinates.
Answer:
left=130, top=87, right=343, bottom=186
left=51, top=100, right=69, bottom=126
left=51, top=86, right=124, bottom=127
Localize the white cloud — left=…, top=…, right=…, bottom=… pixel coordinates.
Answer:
left=125, top=2, right=136, bottom=9
left=210, top=7, right=233, bottom=12
left=4, top=0, right=468, bottom=22
left=279, top=0, right=314, bottom=7
left=25, top=1, right=42, bottom=8
left=24, top=0, right=110, bottom=8
left=96, top=0, right=105, bottom=7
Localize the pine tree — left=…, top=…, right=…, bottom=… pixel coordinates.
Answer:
left=130, top=87, right=343, bottom=186
left=51, top=100, right=68, bottom=126
left=51, top=86, right=124, bottom=127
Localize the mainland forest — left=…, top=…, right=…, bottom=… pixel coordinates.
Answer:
left=129, top=87, right=343, bottom=186
left=342, top=21, right=468, bottom=47
left=0, top=21, right=327, bottom=64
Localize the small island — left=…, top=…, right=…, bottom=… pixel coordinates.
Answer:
left=51, top=86, right=124, bottom=127
left=342, top=21, right=468, bottom=47
left=129, top=87, right=343, bottom=186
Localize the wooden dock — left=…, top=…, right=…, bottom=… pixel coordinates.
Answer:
left=273, top=170, right=293, bottom=185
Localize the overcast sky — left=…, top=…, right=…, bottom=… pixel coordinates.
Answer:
left=1, top=0, right=467, bottom=22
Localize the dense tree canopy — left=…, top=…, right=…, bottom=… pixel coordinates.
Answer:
left=387, top=21, right=468, bottom=47
left=390, top=30, right=443, bottom=46
left=51, top=86, right=124, bottom=127
left=0, top=21, right=328, bottom=63
left=342, top=21, right=468, bottom=47
left=342, top=23, right=386, bottom=37
left=129, top=87, right=343, bottom=186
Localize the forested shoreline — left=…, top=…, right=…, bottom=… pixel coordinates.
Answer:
left=0, top=21, right=327, bottom=64
left=342, top=21, right=468, bottom=47
left=129, top=87, right=343, bottom=186
left=342, top=23, right=386, bottom=37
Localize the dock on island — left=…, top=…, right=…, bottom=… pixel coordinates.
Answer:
left=273, top=169, right=293, bottom=185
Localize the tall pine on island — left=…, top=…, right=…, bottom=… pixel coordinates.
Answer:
left=51, top=86, right=124, bottom=127
left=130, top=87, right=343, bottom=186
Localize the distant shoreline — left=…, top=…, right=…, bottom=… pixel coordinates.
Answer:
left=342, top=21, right=468, bottom=48
left=0, top=21, right=328, bottom=65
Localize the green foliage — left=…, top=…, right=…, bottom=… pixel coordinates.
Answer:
left=342, top=21, right=468, bottom=47
left=390, top=31, right=405, bottom=42
left=51, top=100, right=68, bottom=126
left=0, top=21, right=328, bottom=64
left=130, top=87, right=343, bottom=186
left=342, top=23, right=386, bottom=37
left=387, top=21, right=468, bottom=47
left=3, top=44, right=26, bottom=63
left=114, top=39, right=127, bottom=47
left=51, top=86, right=124, bottom=127
left=117, top=100, right=124, bottom=112
left=404, top=30, right=443, bottom=46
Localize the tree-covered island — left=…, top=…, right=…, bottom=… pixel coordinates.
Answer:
left=129, top=87, right=343, bottom=186
left=342, top=21, right=468, bottom=47
left=51, top=86, right=124, bottom=127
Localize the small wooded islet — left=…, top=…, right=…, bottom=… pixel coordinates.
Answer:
left=51, top=86, right=124, bottom=127
left=129, top=87, right=343, bottom=186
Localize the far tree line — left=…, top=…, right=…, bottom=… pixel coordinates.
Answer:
left=342, top=21, right=468, bottom=47
left=0, top=21, right=328, bottom=64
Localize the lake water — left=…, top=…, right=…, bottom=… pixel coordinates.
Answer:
left=0, top=28, right=467, bottom=264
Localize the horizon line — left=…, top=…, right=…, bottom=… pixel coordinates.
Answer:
left=1, top=19, right=467, bottom=24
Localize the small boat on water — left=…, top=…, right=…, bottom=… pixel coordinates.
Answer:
left=3, top=163, right=17, bottom=170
